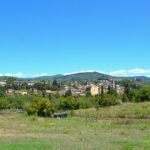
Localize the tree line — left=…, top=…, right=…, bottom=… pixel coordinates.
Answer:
left=0, top=83, right=150, bottom=117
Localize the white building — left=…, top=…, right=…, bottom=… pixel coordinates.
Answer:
left=0, top=81, right=6, bottom=87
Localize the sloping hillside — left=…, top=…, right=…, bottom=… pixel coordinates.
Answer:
left=1, top=72, right=150, bottom=82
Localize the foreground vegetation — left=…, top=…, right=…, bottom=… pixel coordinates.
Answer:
left=0, top=108, right=150, bottom=150
left=1, top=86, right=150, bottom=117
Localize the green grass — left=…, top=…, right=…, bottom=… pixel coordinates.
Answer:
left=74, top=102, right=150, bottom=118
left=0, top=138, right=54, bottom=150
left=1, top=103, right=150, bottom=150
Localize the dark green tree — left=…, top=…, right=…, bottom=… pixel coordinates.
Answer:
left=137, top=87, right=150, bottom=102
left=0, top=90, right=6, bottom=97
left=42, top=91, right=46, bottom=98
left=108, top=86, right=117, bottom=96
left=124, top=83, right=131, bottom=98
left=101, top=86, right=104, bottom=96
left=86, top=92, right=91, bottom=97
left=53, top=80, right=58, bottom=87
left=65, top=89, right=72, bottom=97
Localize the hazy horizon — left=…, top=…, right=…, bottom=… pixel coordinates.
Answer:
left=1, top=69, right=150, bottom=78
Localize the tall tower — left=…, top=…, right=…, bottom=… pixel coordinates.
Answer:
left=112, top=80, right=115, bottom=89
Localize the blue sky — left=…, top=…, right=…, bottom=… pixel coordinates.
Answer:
left=0, top=0, right=150, bottom=77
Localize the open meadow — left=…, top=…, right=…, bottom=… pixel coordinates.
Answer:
left=0, top=103, right=150, bottom=150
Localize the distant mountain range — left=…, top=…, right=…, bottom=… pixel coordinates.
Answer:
left=1, top=72, right=150, bottom=82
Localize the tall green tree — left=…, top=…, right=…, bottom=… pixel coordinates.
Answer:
left=42, top=91, right=46, bottom=98
left=107, top=86, right=117, bottom=96
left=53, top=80, right=58, bottom=86
left=101, top=86, right=104, bottom=96
left=65, top=89, right=72, bottom=97
left=124, top=83, right=131, bottom=98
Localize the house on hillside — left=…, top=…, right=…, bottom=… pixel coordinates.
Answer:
left=45, top=90, right=57, bottom=94
left=91, top=85, right=99, bottom=96
left=86, top=85, right=99, bottom=96
left=27, top=81, right=36, bottom=86
left=15, top=90, right=27, bottom=95
left=116, top=85, right=125, bottom=94
left=0, top=81, right=6, bottom=87
left=58, top=90, right=66, bottom=96
left=14, top=81, right=24, bottom=86
left=71, top=89, right=81, bottom=96
left=6, top=89, right=15, bottom=95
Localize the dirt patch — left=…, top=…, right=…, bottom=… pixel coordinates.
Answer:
left=0, top=128, right=51, bottom=138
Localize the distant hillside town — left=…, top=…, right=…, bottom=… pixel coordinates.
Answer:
left=0, top=78, right=125, bottom=96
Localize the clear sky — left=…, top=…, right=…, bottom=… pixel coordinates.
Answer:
left=0, top=0, right=150, bottom=77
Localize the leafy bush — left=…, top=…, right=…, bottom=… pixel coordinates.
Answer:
left=0, top=98, right=9, bottom=110
left=122, top=94, right=129, bottom=102
left=0, top=96, right=25, bottom=110
left=99, top=94, right=120, bottom=107
left=58, top=96, right=75, bottom=110
left=27, top=98, right=56, bottom=117
left=136, top=87, right=150, bottom=102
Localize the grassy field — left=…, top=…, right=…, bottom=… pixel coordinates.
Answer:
left=75, top=102, right=150, bottom=118
left=0, top=103, right=150, bottom=150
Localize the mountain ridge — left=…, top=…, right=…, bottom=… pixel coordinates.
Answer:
left=1, top=72, right=150, bottom=81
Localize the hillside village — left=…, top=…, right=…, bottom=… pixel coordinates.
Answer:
left=0, top=79, right=125, bottom=96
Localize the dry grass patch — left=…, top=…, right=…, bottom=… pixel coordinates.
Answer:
left=1, top=109, right=150, bottom=150
left=75, top=102, right=150, bottom=118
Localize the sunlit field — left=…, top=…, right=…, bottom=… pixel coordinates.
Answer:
left=1, top=103, right=150, bottom=150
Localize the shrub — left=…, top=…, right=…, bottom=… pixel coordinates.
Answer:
left=122, top=94, right=129, bottom=102
left=27, top=98, right=56, bottom=117
left=70, top=110, right=75, bottom=116
left=0, top=96, right=25, bottom=110
left=99, top=94, right=119, bottom=107
left=0, top=98, right=9, bottom=110
left=136, top=87, right=150, bottom=102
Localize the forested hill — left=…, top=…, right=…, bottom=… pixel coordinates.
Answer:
left=20, top=72, right=114, bottom=81
left=1, top=72, right=149, bottom=82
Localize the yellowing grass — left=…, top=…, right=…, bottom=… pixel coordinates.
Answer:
left=74, top=102, right=150, bottom=118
